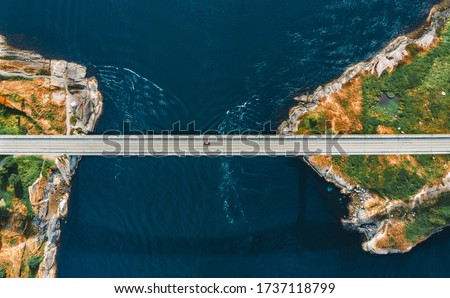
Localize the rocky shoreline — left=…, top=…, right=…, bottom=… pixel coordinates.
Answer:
left=0, top=36, right=103, bottom=277
left=279, top=4, right=450, bottom=254
left=36, top=60, right=103, bottom=277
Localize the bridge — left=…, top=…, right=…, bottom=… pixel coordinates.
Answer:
left=0, top=134, right=448, bottom=156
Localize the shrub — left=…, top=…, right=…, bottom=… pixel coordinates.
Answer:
left=0, top=267, right=6, bottom=278
left=2, top=157, right=18, bottom=175
left=0, top=75, right=32, bottom=81
left=36, top=69, right=51, bottom=76
left=27, top=256, right=43, bottom=278
left=70, top=115, right=78, bottom=126
left=0, top=207, right=10, bottom=222
left=0, top=55, right=17, bottom=60
left=8, top=174, right=23, bottom=198
left=0, top=167, right=8, bottom=190
left=296, top=112, right=328, bottom=134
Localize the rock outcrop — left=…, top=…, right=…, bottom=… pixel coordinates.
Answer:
left=38, top=65, right=103, bottom=278
left=0, top=35, right=103, bottom=277
left=280, top=8, right=450, bottom=136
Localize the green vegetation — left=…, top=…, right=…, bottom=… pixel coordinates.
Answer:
left=0, top=190, right=13, bottom=210
left=0, top=55, right=17, bottom=61
left=0, top=156, right=55, bottom=219
left=361, top=23, right=450, bottom=134
left=27, top=256, right=43, bottom=278
left=0, top=64, right=61, bottom=224
left=36, top=69, right=51, bottom=76
left=16, top=156, right=55, bottom=218
left=6, top=237, right=17, bottom=246
left=383, top=100, right=399, bottom=117
left=0, top=75, right=32, bottom=82
left=0, top=36, right=70, bottom=277
left=0, top=206, right=10, bottom=222
left=0, top=267, right=6, bottom=278
left=2, top=156, right=18, bottom=175
left=333, top=155, right=450, bottom=201
left=8, top=174, right=23, bottom=198
left=296, top=112, right=329, bottom=134
left=16, top=156, right=55, bottom=191
left=405, top=192, right=450, bottom=243
left=46, top=111, right=55, bottom=121
left=25, top=95, right=66, bottom=134
left=0, top=105, right=39, bottom=135
left=326, top=21, right=450, bottom=200
left=8, top=93, right=24, bottom=103
left=70, top=115, right=78, bottom=125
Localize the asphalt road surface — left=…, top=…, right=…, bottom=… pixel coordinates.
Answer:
left=0, top=134, right=448, bottom=157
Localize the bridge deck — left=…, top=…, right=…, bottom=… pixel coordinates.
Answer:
left=0, top=134, right=448, bottom=156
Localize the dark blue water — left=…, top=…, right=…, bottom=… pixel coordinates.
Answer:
left=1, top=0, right=450, bottom=277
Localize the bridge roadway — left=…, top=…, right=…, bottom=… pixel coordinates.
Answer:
left=0, top=134, right=448, bottom=156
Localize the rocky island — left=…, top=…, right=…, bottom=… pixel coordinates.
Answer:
left=0, top=37, right=102, bottom=277
left=280, top=1, right=450, bottom=254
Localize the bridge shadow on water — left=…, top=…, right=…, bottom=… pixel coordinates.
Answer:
left=61, top=158, right=356, bottom=252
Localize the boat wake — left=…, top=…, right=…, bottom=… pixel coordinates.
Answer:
left=219, top=160, right=247, bottom=225
left=93, top=65, right=190, bottom=131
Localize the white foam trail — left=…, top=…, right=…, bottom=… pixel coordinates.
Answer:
left=95, top=65, right=165, bottom=92
left=219, top=160, right=247, bottom=225
left=123, top=67, right=164, bottom=92
left=93, top=64, right=192, bottom=131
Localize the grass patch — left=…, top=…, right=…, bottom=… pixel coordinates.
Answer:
left=0, top=106, right=28, bottom=135
left=0, top=267, right=6, bottom=278
left=405, top=192, right=450, bottom=243
left=296, top=112, right=328, bottom=134
left=361, top=21, right=450, bottom=134
left=333, top=155, right=450, bottom=200
left=0, top=55, right=17, bottom=61
left=0, top=75, right=32, bottom=82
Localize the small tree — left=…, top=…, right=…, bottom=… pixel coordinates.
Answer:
left=0, top=267, right=6, bottom=278
left=8, top=174, right=23, bottom=198
left=0, top=167, right=8, bottom=190
left=27, top=256, right=43, bottom=278
left=2, top=157, right=18, bottom=175
left=0, top=207, right=10, bottom=222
